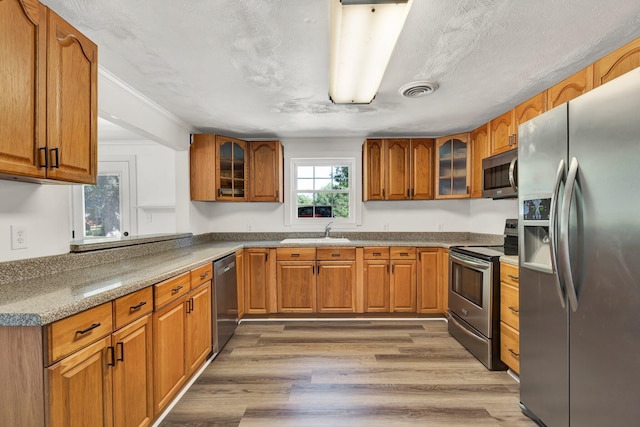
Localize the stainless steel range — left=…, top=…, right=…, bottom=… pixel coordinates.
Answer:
left=448, top=219, right=517, bottom=370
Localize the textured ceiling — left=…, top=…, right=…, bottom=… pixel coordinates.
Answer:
left=42, top=0, right=640, bottom=140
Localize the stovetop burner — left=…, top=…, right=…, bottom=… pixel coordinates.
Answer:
left=450, top=219, right=519, bottom=261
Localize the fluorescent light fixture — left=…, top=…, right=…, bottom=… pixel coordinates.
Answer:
left=329, top=0, right=413, bottom=104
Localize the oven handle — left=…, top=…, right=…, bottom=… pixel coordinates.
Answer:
left=450, top=252, right=490, bottom=270
left=448, top=312, right=488, bottom=344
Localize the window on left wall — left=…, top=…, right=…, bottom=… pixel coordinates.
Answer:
left=71, top=158, right=136, bottom=239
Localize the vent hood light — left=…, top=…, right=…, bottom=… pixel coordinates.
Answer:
left=329, top=0, right=413, bottom=104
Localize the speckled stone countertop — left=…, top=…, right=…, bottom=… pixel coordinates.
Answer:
left=500, top=255, right=519, bottom=266
left=0, top=232, right=506, bottom=327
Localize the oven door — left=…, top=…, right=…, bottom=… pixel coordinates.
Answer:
left=449, top=251, right=493, bottom=337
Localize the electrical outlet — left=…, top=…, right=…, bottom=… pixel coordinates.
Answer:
left=145, top=213, right=153, bottom=223
left=11, top=225, right=28, bottom=250
left=437, top=224, right=444, bottom=232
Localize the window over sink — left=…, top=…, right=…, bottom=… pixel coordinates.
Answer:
left=289, top=158, right=355, bottom=226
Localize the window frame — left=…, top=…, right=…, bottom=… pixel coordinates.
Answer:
left=288, top=157, right=356, bottom=227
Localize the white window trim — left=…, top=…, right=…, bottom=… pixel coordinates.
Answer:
left=286, top=157, right=357, bottom=228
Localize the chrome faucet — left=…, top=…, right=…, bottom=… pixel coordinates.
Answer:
left=324, top=221, right=334, bottom=238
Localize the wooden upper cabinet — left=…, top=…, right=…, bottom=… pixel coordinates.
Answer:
left=410, top=138, right=435, bottom=200
left=470, top=124, right=489, bottom=199
left=0, top=0, right=97, bottom=184
left=249, top=140, right=283, bottom=202
left=216, top=135, right=248, bottom=201
left=386, top=139, right=411, bottom=200
left=190, top=135, right=283, bottom=202
left=489, top=110, right=515, bottom=155
left=362, top=138, right=433, bottom=201
left=362, top=139, right=385, bottom=201
left=515, top=92, right=546, bottom=129
left=46, top=9, right=97, bottom=184
left=190, top=134, right=216, bottom=201
left=547, top=65, right=593, bottom=110
left=435, top=133, right=470, bottom=199
left=593, top=37, right=640, bottom=87
left=0, top=0, right=46, bottom=180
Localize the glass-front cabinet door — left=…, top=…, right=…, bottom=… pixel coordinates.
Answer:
left=435, top=133, right=470, bottom=199
left=215, top=135, right=248, bottom=201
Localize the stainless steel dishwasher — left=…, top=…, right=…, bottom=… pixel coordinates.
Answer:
left=213, top=253, right=238, bottom=353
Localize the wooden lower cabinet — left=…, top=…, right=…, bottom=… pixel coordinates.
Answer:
left=244, top=248, right=276, bottom=314
left=389, top=248, right=417, bottom=312
left=153, top=294, right=188, bottom=415
left=277, top=260, right=317, bottom=312
left=317, top=261, right=357, bottom=313
left=47, top=336, right=113, bottom=427
left=417, top=248, right=441, bottom=313
left=363, top=259, right=390, bottom=312
left=112, top=314, right=154, bottom=427
left=186, top=282, right=212, bottom=374
left=499, top=262, right=520, bottom=373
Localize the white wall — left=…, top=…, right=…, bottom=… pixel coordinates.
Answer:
left=99, top=141, right=178, bottom=236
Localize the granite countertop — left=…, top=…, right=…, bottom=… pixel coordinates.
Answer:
left=0, top=235, right=505, bottom=327
left=500, top=255, right=519, bottom=266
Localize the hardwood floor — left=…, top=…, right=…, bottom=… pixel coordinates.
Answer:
left=159, top=320, right=535, bottom=426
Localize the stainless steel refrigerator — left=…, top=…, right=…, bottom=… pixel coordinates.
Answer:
left=517, top=67, right=640, bottom=426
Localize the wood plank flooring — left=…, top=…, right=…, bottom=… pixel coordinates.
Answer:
left=159, top=320, right=536, bottom=426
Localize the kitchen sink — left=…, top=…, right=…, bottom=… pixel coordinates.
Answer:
left=279, top=237, right=351, bottom=245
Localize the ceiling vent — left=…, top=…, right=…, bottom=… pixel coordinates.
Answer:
left=399, top=81, right=439, bottom=98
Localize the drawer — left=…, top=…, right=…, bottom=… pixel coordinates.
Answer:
left=47, top=302, right=113, bottom=365
left=276, top=247, right=316, bottom=261
left=114, top=287, right=153, bottom=330
left=390, top=247, right=416, bottom=259
left=500, top=262, right=519, bottom=287
left=500, top=282, right=519, bottom=330
left=316, top=247, right=356, bottom=261
left=154, top=272, right=191, bottom=310
left=500, top=321, right=520, bottom=374
left=363, top=247, right=390, bottom=260
left=191, top=263, right=213, bottom=287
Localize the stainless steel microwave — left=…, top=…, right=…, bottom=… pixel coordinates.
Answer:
left=482, top=149, right=517, bottom=199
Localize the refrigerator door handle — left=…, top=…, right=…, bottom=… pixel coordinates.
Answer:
left=559, top=156, right=580, bottom=312
left=508, top=157, right=518, bottom=193
left=549, top=159, right=567, bottom=308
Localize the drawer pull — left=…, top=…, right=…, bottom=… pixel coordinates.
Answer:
left=331, top=253, right=341, bottom=257
left=508, top=348, right=520, bottom=359
left=108, top=346, right=116, bottom=366
left=116, top=342, right=124, bottom=362
left=200, top=271, right=210, bottom=279
left=507, top=274, right=519, bottom=281
left=130, top=301, right=147, bottom=311
left=399, top=252, right=409, bottom=256
left=507, top=306, right=519, bottom=314
left=373, top=252, right=381, bottom=256
left=171, top=285, right=184, bottom=295
left=76, top=323, right=101, bottom=335
left=291, top=253, right=300, bottom=257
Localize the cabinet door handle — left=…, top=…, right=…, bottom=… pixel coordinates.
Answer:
left=382, top=188, right=385, bottom=198
left=76, top=323, right=100, bottom=335
left=312, top=265, right=315, bottom=275
left=217, top=188, right=222, bottom=197
left=129, top=301, right=147, bottom=311
left=508, top=348, right=520, bottom=358
left=107, top=346, right=116, bottom=366
left=39, top=147, right=48, bottom=169
left=392, top=265, right=395, bottom=274
left=507, top=274, right=519, bottom=281
left=171, top=285, right=183, bottom=295
left=407, top=189, right=410, bottom=198
left=200, top=271, right=210, bottom=279
left=116, top=342, right=124, bottom=362
left=507, top=306, right=519, bottom=314
left=50, top=148, right=59, bottom=169
left=190, top=297, right=194, bottom=312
